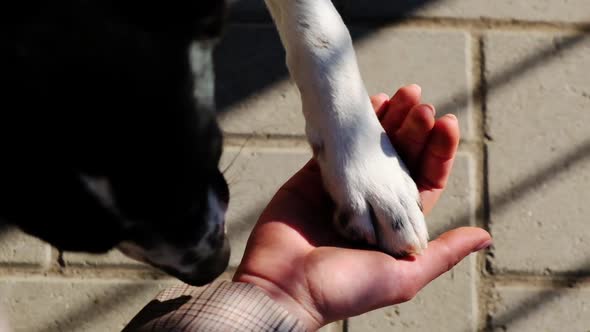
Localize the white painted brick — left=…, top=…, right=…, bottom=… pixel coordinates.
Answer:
left=490, top=285, right=590, bottom=331
left=486, top=32, right=590, bottom=274
left=215, top=25, right=305, bottom=136
left=63, top=249, right=153, bottom=269
left=221, top=147, right=311, bottom=267
left=343, top=0, right=590, bottom=24
left=0, top=227, right=50, bottom=268
left=427, top=153, right=477, bottom=237
left=216, top=25, right=473, bottom=138
left=0, top=277, right=177, bottom=332
left=228, top=0, right=345, bottom=22
left=348, top=255, right=477, bottom=332
left=320, top=321, right=344, bottom=332
left=353, top=27, right=473, bottom=138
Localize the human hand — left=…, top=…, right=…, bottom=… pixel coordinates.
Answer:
left=233, top=85, right=492, bottom=330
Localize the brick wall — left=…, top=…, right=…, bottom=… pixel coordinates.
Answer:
left=1, top=0, right=589, bottom=331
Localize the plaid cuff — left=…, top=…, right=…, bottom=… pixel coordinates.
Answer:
left=123, top=281, right=307, bottom=332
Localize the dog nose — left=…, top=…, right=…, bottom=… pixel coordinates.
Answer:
left=177, top=237, right=230, bottom=286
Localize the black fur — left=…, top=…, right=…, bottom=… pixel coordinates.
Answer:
left=1, top=0, right=229, bottom=268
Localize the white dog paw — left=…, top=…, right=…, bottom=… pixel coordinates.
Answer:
left=317, top=132, right=428, bottom=257
left=262, top=0, right=428, bottom=256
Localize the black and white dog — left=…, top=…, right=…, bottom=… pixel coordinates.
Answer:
left=2, top=0, right=426, bottom=286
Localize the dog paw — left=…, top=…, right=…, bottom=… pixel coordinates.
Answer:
left=317, top=130, right=428, bottom=257
left=262, top=0, right=427, bottom=256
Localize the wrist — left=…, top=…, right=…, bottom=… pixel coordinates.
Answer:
left=234, top=272, right=324, bottom=331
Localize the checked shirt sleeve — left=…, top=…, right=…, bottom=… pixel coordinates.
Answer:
left=123, top=280, right=307, bottom=332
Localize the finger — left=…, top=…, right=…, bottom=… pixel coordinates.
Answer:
left=381, top=84, right=422, bottom=131
left=416, top=114, right=460, bottom=191
left=337, top=227, right=490, bottom=312
left=371, top=93, right=390, bottom=117
left=399, top=227, right=492, bottom=296
left=392, top=104, right=436, bottom=171
left=307, top=228, right=490, bottom=320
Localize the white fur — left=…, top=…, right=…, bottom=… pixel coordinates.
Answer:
left=264, top=0, right=428, bottom=255
left=189, top=40, right=216, bottom=112
left=79, top=174, right=118, bottom=212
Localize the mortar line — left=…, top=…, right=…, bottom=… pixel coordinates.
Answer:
left=3, top=265, right=588, bottom=284
left=0, top=268, right=168, bottom=279
left=493, top=273, right=590, bottom=285
left=228, top=17, right=590, bottom=33
left=468, top=33, right=487, bottom=231
left=469, top=30, right=483, bottom=331
left=348, top=17, right=590, bottom=33
left=223, top=134, right=487, bottom=149
left=223, top=135, right=311, bottom=152
left=224, top=132, right=306, bottom=140
left=343, top=318, right=349, bottom=332
left=473, top=33, right=499, bottom=332
left=467, top=31, right=494, bottom=332
left=0, top=267, right=238, bottom=280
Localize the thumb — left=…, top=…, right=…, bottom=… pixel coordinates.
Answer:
left=304, top=228, right=490, bottom=323
left=399, top=227, right=491, bottom=295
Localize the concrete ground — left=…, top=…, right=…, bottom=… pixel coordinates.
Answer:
left=1, top=0, right=588, bottom=331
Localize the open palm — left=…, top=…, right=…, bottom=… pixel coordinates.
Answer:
left=234, top=85, right=491, bottom=331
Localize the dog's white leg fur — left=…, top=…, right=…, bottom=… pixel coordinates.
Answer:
left=264, top=0, right=428, bottom=255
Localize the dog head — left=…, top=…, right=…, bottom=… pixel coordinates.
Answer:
left=4, top=0, right=233, bottom=285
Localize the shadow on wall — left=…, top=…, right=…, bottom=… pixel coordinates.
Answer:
left=0, top=223, right=7, bottom=237
left=215, top=1, right=590, bottom=331
left=215, top=0, right=436, bottom=114
left=0, top=222, right=14, bottom=245
left=217, top=0, right=590, bottom=248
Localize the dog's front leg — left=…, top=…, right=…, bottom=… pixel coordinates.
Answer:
left=264, top=0, right=428, bottom=255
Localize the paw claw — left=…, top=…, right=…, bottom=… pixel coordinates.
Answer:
left=323, top=148, right=429, bottom=257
